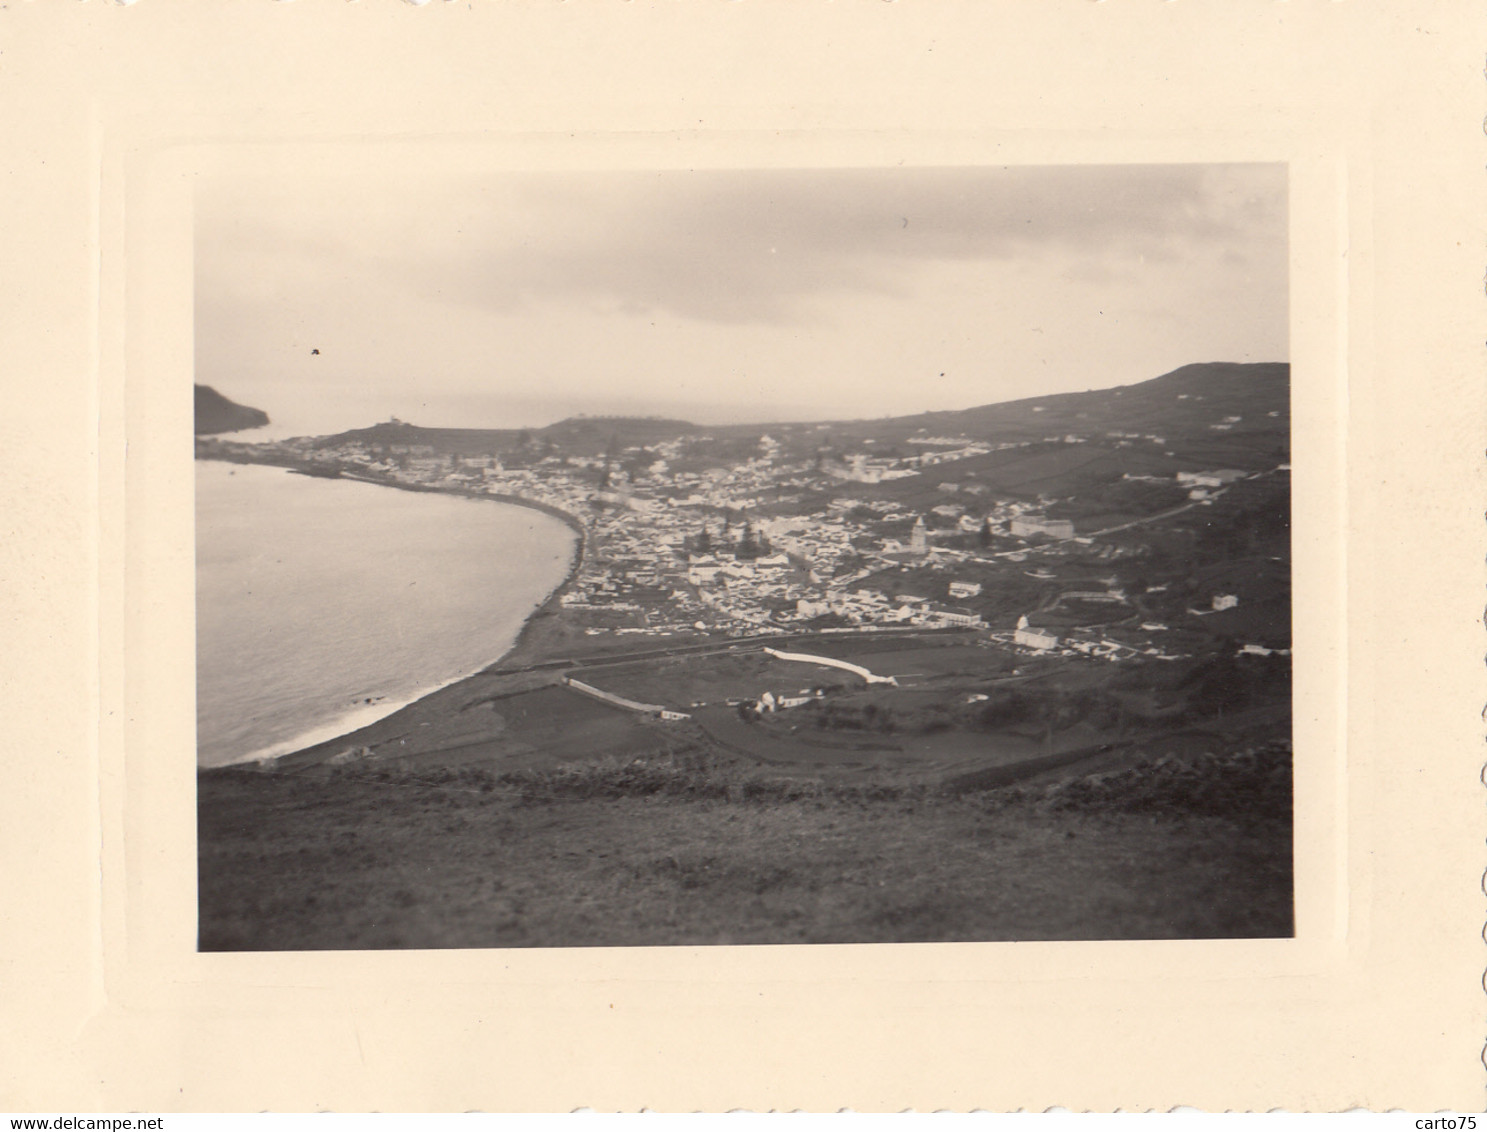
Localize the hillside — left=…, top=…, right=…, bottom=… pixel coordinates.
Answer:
left=536, top=415, right=698, bottom=451
left=755, top=361, right=1289, bottom=467
left=305, top=361, right=1286, bottom=470
left=199, top=743, right=1292, bottom=949
left=876, top=362, right=1289, bottom=445
left=199, top=359, right=1293, bottom=949
left=315, top=419, right=525, bottom=455
left=194, top=384, right=269, bottom=435
left=314, top=415, right=699, bottom=457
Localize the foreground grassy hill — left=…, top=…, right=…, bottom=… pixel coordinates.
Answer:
left=199, top=742, right=1291, bottom=950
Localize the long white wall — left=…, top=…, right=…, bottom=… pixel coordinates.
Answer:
left=762, top=647, right=898, bottom=686
left=564, top=677, right=685, bottom=717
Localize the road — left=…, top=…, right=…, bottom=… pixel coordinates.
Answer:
left=485, top=625, right=985, bottom=677
left=1083, top=500, right=1202, bottom=538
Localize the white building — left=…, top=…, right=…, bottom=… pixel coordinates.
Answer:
left=776, top=693, right=817, bottom=709
left=1010, top=515, right=1075, bottom=539
left=1013, top=614, right=1059, bottom=651
left=1062, top=589, right=1124, bottom=604
left=1177, top=469, right=1248, bottom=488
left=934, top=610, right=985, bottom=628
left=908, top=516, right=928, bottom=555
left=948, top=580, right=983, bottom=599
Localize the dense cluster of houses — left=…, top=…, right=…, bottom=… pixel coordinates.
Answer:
left=210, top=429, right=1279, bottom=662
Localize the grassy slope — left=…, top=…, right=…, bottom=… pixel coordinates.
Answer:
left=307, top=362, right=1287, bottom=471
left=198, top=750, right=1292, bottom=950
left=201, top=361, right=1293, bottom=950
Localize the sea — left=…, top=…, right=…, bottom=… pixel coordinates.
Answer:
left=195, top=460, right=578, bottom=768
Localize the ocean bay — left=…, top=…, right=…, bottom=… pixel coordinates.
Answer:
left=195, top=460, right=578, bottom=767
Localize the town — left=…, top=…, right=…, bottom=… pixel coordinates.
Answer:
left=197, top=360, right=1296, bottom=952
left=196, top=377, right=1290, bottom=673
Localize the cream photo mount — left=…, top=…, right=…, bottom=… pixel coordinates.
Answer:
left=3, top=1, right=1476, bottom=1113
left=106, top=129, right=1341, bottom=1102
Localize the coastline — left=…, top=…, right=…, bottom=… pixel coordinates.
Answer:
left=332, top=476, right=593, bottom=669
left=340, top=477, right=593, bottom=663
left=198, top=456, right=588, bottom=768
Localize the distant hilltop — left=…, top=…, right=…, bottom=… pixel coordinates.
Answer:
left=309, top=360, right=1287, bottom=462
left=875, top=362, right=1289, bottom=442
left=320, top=414, right=702, bottom=458
left=195, top=384, right=269, bottom=435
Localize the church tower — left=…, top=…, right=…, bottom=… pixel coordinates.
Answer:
left=909, top=515, right=928, bottom=555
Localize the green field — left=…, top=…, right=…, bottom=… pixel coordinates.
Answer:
left=198, top=743, right=1293, bottom=950
left=200, top=360, right=1293, bottom=949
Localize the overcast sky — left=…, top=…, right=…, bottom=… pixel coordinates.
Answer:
left=195, top=161, right=1287, bottom=436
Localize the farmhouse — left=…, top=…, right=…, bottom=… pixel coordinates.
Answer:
left=1177, top=469, right=1248, bottom=489
left=1013, top=614, right=1059, bottom=651
left=932, top=610, right=985, bottom=629
left=1009, top=515, right=1075, bottom=539
left=1061, top=589, right=1125, bottom=604
left=776, top=693, right=817, bottom=709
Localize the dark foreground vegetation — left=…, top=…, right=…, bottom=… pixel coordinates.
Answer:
left=198, top=743, right=1292, bottom=950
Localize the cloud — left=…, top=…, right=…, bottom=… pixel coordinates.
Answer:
left=194, top=160, right=1287, bottom=431
left=198, top=162, right=1285, bottom=328
left=412, top=164, right=1284, bottom=324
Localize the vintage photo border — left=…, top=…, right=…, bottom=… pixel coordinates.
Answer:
left=5, top=2, right=1481, bottom=1111
left=126, top=130, right=1342, bottom=1104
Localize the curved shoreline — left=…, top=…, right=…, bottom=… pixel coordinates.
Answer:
left=199, top=458, right=589, bottom=767
left=335, top=476, right=591, bottom=668
left=338, top=470, right=589, bottom=541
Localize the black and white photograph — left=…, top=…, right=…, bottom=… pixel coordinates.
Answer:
left=194, top=160, right=1292, bottom=951
left=10, top=0, right=1487, bottom=1114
